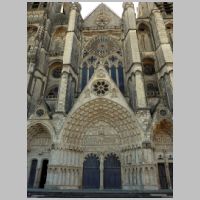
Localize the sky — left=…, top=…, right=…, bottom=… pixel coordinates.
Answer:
left=79, top=2, right=139, bottom=19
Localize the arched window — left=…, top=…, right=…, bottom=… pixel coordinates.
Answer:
left=88, top=56, right=97, bottom=64
left=128, top=76, right=136, bottom=111
left=89, top=65, right=94, bottom=79
left=104, top=61, right=109, bottom=73
left=146, top=82, right=159, bottom=97
left=81, top=63, right=88, bottom=91
left=46, top=86, right=58, bottom=99
left=52, top=67, right=62, bottom=78
left=142, top=58, right=155, bottom=75
left=118, top=62, right=124, bottom=93
left=111, top=65, right=117, bottom=84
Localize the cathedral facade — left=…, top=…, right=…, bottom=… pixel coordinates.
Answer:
left=27, top=2, right=173, bottom=191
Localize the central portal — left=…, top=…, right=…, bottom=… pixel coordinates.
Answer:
left=104, top=154, right=121, bottom=189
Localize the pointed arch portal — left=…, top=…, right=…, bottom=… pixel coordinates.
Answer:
left=82, top=154, right=100, bottom=189
left=104, top=154, right=121, bottom=189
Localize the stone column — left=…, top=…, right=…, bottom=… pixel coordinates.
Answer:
left=56, top=71, right=69, bottom=113
left=53, top=169, right=57, bottom=185
left=165, top=161, right=172, bottom=189
left=27, top=62, right=35, bottom=92
left=129, top=168, right=133, bottom=186
left=164, top=73, right=173, bottom=111
left=134, top=69, right=147, bottom=108
left=66, top=169, right=69, bottom=185
left=79, top=168, right=83, bottom=188
left=169, top=70, right=173, bottom=87
left=79, top=68, right=82, bottom=92
left=58, top=168, right=62, bottom=185
left=45, top=168, right=51, bottom=186
left=122, top=2, right=147, bottom=109
left=34, top=159, right=42, bottom=188
left=56, top=3, right=81, bottom=113
left=100, top=154, right=104, bottom=189
left=151, top=8, right=173, bottom=98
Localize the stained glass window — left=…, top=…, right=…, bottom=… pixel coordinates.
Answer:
left=111, top=65, right=117, bottom=84
left=118, top=63, right=124, bottom=93
left=81, top=63, right=88, bottom=91
left=89, top=66, right=94, bottom=80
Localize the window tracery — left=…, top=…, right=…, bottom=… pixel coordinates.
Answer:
left=142, top=58, right=160, bottom=98
left=92, top=80, right=110, bottom=96
left=80, top=35, right=125, bottom=93
left=146, top=82, right=160, bottom=97
left=85, top=35, right=120, bottom=58
left=46, top=86, right=58, bottom=99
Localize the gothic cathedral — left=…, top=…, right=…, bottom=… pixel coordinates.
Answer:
left=27, top=2, right=173, bottom=194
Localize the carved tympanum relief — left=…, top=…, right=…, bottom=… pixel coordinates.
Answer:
left=82, top=121, right=121, bottom=146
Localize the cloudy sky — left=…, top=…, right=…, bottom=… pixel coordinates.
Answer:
left=79, top=2, right=139, bottom=19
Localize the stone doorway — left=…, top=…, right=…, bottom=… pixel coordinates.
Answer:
left=158, top=163, right=168, bottom=189
left=39, top=159, right=49, bottom=188
left=82, top=154, right=100, bottom=189
left=28, top=159, right=38, bottom=188
left=104, top=154, right=121, bottom=189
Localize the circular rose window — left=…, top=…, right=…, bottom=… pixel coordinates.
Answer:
left=92, top=80, right=110, bottom=96
left=36, top=109, right=44, bottom=117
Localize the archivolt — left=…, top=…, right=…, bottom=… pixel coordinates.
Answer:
left=60, top=98, right=144, bottom=148
left=27, top=121, right=55, bottom=142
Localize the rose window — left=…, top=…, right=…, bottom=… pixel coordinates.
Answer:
left=92, top=80, right=110, bottom=96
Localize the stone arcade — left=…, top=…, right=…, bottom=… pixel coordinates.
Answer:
left=27, top=2, right=173, bottom=194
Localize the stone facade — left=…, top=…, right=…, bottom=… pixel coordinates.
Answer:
left=27, top=2, right=173, bottom=191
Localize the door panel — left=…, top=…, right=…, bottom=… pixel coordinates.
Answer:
left=82, top=154, right=100, bottom=189
left=28, top=159, right=38, bottom=188
left=39, top=159, right=49, bottom=188
left=168, top=163, right=173, bottom=188
left=158, top=163, right=168, bottom=189
left=104, top=154, right=121, bottom=189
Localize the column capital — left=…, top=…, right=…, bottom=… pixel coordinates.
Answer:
left=71, top=2, right=81, bottom=12
left=123, top=2, right=134, bottom=11
left=151, top=8, right=162, bottom=15
left=134, top=69, right=143, bottom=75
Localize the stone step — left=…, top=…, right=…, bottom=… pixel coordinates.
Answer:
left=27, top=189, right=173, bottom=198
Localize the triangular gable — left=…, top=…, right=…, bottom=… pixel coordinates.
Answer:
left=60, top=62, right=147, bottom=142
left=29, top=99, right=50, bottom=120
left=83, top=3, right=121, bottom=28
left=69, top=62, right=133, bottom=115
left=151, top=101, right=172, bottom=127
